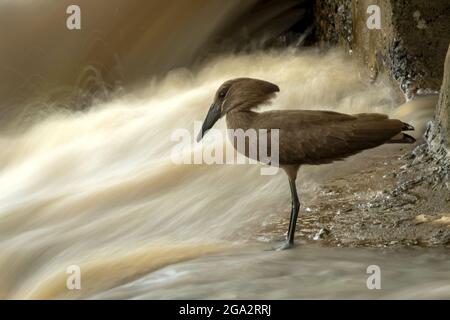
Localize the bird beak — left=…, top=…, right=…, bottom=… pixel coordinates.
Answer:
left=197, top=101, right=221, bottom=142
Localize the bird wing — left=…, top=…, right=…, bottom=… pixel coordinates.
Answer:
left=255, top=110, right=357, bottom=127
left=254, top=110, right=404, bottom=164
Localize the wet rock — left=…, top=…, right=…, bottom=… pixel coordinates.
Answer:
left=315, top=0, right=352, bottom=50
left=428, top=44, right=450, bottom=155
left=313, top=228, right=330, bottom=241
left=315, top=0, right=450, bottom=101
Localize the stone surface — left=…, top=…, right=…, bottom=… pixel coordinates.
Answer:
left=432, top=45, right=450, bottom=150
left=315, top=0, right=450, bottom=102
left=315, top=0, right=353, bottom=50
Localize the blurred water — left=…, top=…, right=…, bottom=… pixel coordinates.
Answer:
left=93, top=244, right=450, bottom=299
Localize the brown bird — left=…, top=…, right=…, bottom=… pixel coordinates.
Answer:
left=197, top=78, right=415, bottom=250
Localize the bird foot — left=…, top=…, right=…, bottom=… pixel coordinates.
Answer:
left=266, top=241, right=294, bottom=251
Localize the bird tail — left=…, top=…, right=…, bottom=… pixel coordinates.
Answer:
left=387, top=122, right=416, bottom=144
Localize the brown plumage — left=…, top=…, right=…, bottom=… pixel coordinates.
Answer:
left=198, top=78, right=415, bottom=250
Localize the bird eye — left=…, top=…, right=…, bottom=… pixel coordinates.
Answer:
left=218, top=91, right=226, bottom=99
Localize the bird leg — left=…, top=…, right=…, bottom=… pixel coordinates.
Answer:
left=287, top=178, right=300, bottom=244
left=273, top=177, right=300, bottom=251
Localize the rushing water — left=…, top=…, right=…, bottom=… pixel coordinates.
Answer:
left=1, top=48, right=446, bottom=299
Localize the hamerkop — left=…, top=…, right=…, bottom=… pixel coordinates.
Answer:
left=197, top=78, right=415, bottom=250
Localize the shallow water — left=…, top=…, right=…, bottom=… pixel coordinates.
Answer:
left=92, top=244, right=450, bottom=299
left=0, top=48, right=445, bottom=299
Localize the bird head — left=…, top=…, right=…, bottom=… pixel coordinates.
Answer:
left=197, top=77, right=279, bottom=142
